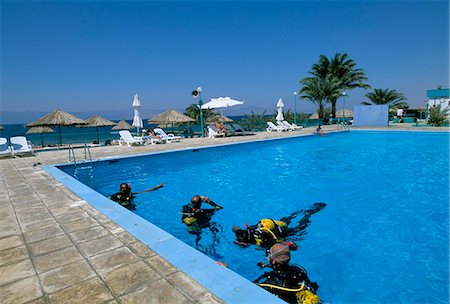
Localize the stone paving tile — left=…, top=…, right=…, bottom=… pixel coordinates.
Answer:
left=59, top=216, right=99, bottom=233
left=20, top=218, right=59, bottom=233
left=115, top=231, right=139, bottom=245
left=145, top=254, right=177, bottom=276
left=78, top=234, right=123, bottom=257
left=39, top=260, right=96, bottom=294
left=167, top=271, right=206, bottom=299
left=0, top=235, right=24, bottom=251
left=128, top=241, right=157, bottom=259
left=103, top=261, right=160, bottom=296
left=25, top=296, right=47, bottom=304
left=48, top=277, right=114, bottom=304
left=68, top=225, right=110, bottom=243
left=193, top=292, right=223, bottom=304
left=23, top=225, right=64, bottom=244
left=28, top=234, right=73, bottom=257
left=119, top=278, right=190, bottom=304
left=0, top=276, right=42, bottom=304
left=33, top=246, right=84, bottom=274
left=0, top=259, right=35, bottom=286
left=0, top=245, right=29, bottom=267
left=54, top=209, right=89, bottom=223
left=89, top=246, right=141, bottom=275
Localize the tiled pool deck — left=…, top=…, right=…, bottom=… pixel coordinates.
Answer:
left=1, top=125, right=447, bottom=303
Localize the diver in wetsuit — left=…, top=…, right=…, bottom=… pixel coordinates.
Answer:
left=232, top=202, right=326, bottom=248
left=254, top=243, right=320, bottom=304
left=110, top=183, right=164, bottom=210
left=181, top=195, right=224, bottom=249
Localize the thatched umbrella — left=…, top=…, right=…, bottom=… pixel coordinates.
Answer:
left=148, top=109, right=195, bottom=132
left=112, top=120, right=134, bottom=130
left=26, top=109, right=87, bottom=146
left=309, top=113, right=319, bottom=119
left=26, top=126, right=54, bottom=147
left=0, top=125, right=3, bottom=131
left=336, top=108, right=354, bottom=118
left=206, top=114, right=234, bottom=123
left=77, top=115, right=116, bottom=142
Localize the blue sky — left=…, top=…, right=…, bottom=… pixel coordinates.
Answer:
left=1, top=0, right=449, bottom=121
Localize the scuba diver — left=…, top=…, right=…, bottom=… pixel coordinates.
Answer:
left=181, top=195, right=224, bottom=252
left=254, top=243, right=320, bottom=304
left=110, top=183, right=164, bottom=210
left=232, top=202, right=326, bottom=248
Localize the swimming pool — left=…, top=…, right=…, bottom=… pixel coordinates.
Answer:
left=56, top=131, right=449, bottom=304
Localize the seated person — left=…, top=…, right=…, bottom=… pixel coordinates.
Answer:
left=315, top=125, right=324, bottom=136
left=110, top=183, right=164, bottom=210
left=215, top=122, right=228, bottom=136
left=232, top=202, right=326, bottom=248
left=254, top=243, right=320, bottom=304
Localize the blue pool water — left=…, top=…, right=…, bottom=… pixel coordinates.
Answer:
left=60, top=131, right=449, bottom=304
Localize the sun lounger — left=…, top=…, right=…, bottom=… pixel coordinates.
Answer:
left=207, top=125, right=226, bottom=138
left=10, top=136, right=34, bottom=156
left=266, top=121, right=288, bottom=132
left=153, top=128, right=181, bottom=143
left=281, top=121, right=303, bottom=131
left=230, top=123, right=253, bottom=135
left=144, top=136, right=166, bottom=145
left=0, top=138, right=13, bottom=158
left=118, top=130, right=145, bottom=147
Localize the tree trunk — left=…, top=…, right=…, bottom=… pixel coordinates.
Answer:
left=331, top=97, right=337, bottom=117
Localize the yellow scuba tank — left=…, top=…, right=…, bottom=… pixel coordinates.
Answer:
left=259, top=219, right=287, bottom=230
left=296, top=290, right=320, bottom=304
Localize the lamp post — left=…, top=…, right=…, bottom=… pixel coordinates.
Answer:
left=293, top=91, right=298, bottom=126
left=197, top=87, right=204, bottom=137
left=341, top=92, right=347, bottom=122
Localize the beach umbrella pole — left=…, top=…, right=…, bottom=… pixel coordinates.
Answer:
left=40, top=133, right=44, bottom=147
left=58, top=125, right=62, bottom=146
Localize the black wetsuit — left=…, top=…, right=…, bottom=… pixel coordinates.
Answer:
left=181, top=204, right=216, bottom=233
left=235, top=202, right=327, bottom=248
left=254, top=265, right=319, bottom=304
left=110, top=191, right=136, bottom=210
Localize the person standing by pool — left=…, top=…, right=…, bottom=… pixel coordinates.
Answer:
left=110, top=183, right=164, bottom=210
left=253, top=243, right=320, bottom=304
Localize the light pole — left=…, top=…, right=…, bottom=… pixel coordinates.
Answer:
left=293, top=91, right=298, bottom=126
left=197, top=87, right=205, bottom=137
left=341, top=92, right=347, bottom=122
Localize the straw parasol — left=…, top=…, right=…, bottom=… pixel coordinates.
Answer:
left=148, top=109, right=195, bottom=132
left=26, top=126, right=54, bottom=147
left=206, top=114, right=234, bottom=123
left=309, top=113, right=319, bottom=119
left=0, top=125, right=3, bottom=131
left=336, top=108, right=354, bottom=118
left=26, top=109, right=87, bottom=146
left=77, top=115, right=116, bottom=142
left=112, top=120, right=134, bottom=130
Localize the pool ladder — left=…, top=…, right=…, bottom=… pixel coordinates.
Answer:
left=337, top=122, right=350, bottom=132
left=68, top=144, right=93, bottom=168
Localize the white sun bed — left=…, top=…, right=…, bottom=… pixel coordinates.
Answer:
left=0, top=138, right=13, bottom=158
left=10, top=136, right=34, bottom=156
left=118, top=130, right=145, bottom=147
left=153, top=128, right=181, bottom=143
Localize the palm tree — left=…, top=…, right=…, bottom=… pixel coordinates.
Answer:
left=428, top=104, right=449, bottom=126
left=241, top=110, right=269, bottom=131
left=184, top=104, right=214, bottom=123
left=300, top=76, right=341, bottom=118
left=362, top=88, right=408, bottom=109
left=302, top=53, right=370, bottom=117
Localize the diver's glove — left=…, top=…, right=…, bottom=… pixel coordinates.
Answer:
left=257, top=262, right=270, bottom=268
left=215, top=205, right=224, bottom=210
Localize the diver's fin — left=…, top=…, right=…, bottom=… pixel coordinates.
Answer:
left=304, top=202, right=327, bottom=215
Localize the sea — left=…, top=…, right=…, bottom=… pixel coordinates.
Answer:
left=0, top=116, right=248, bottom=147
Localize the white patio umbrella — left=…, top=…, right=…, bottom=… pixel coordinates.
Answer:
left=276, top=98, right=284, bottom=123
left=132, top=94, right=143, bottom=133
left=201, top=96, right=244, bottom=120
